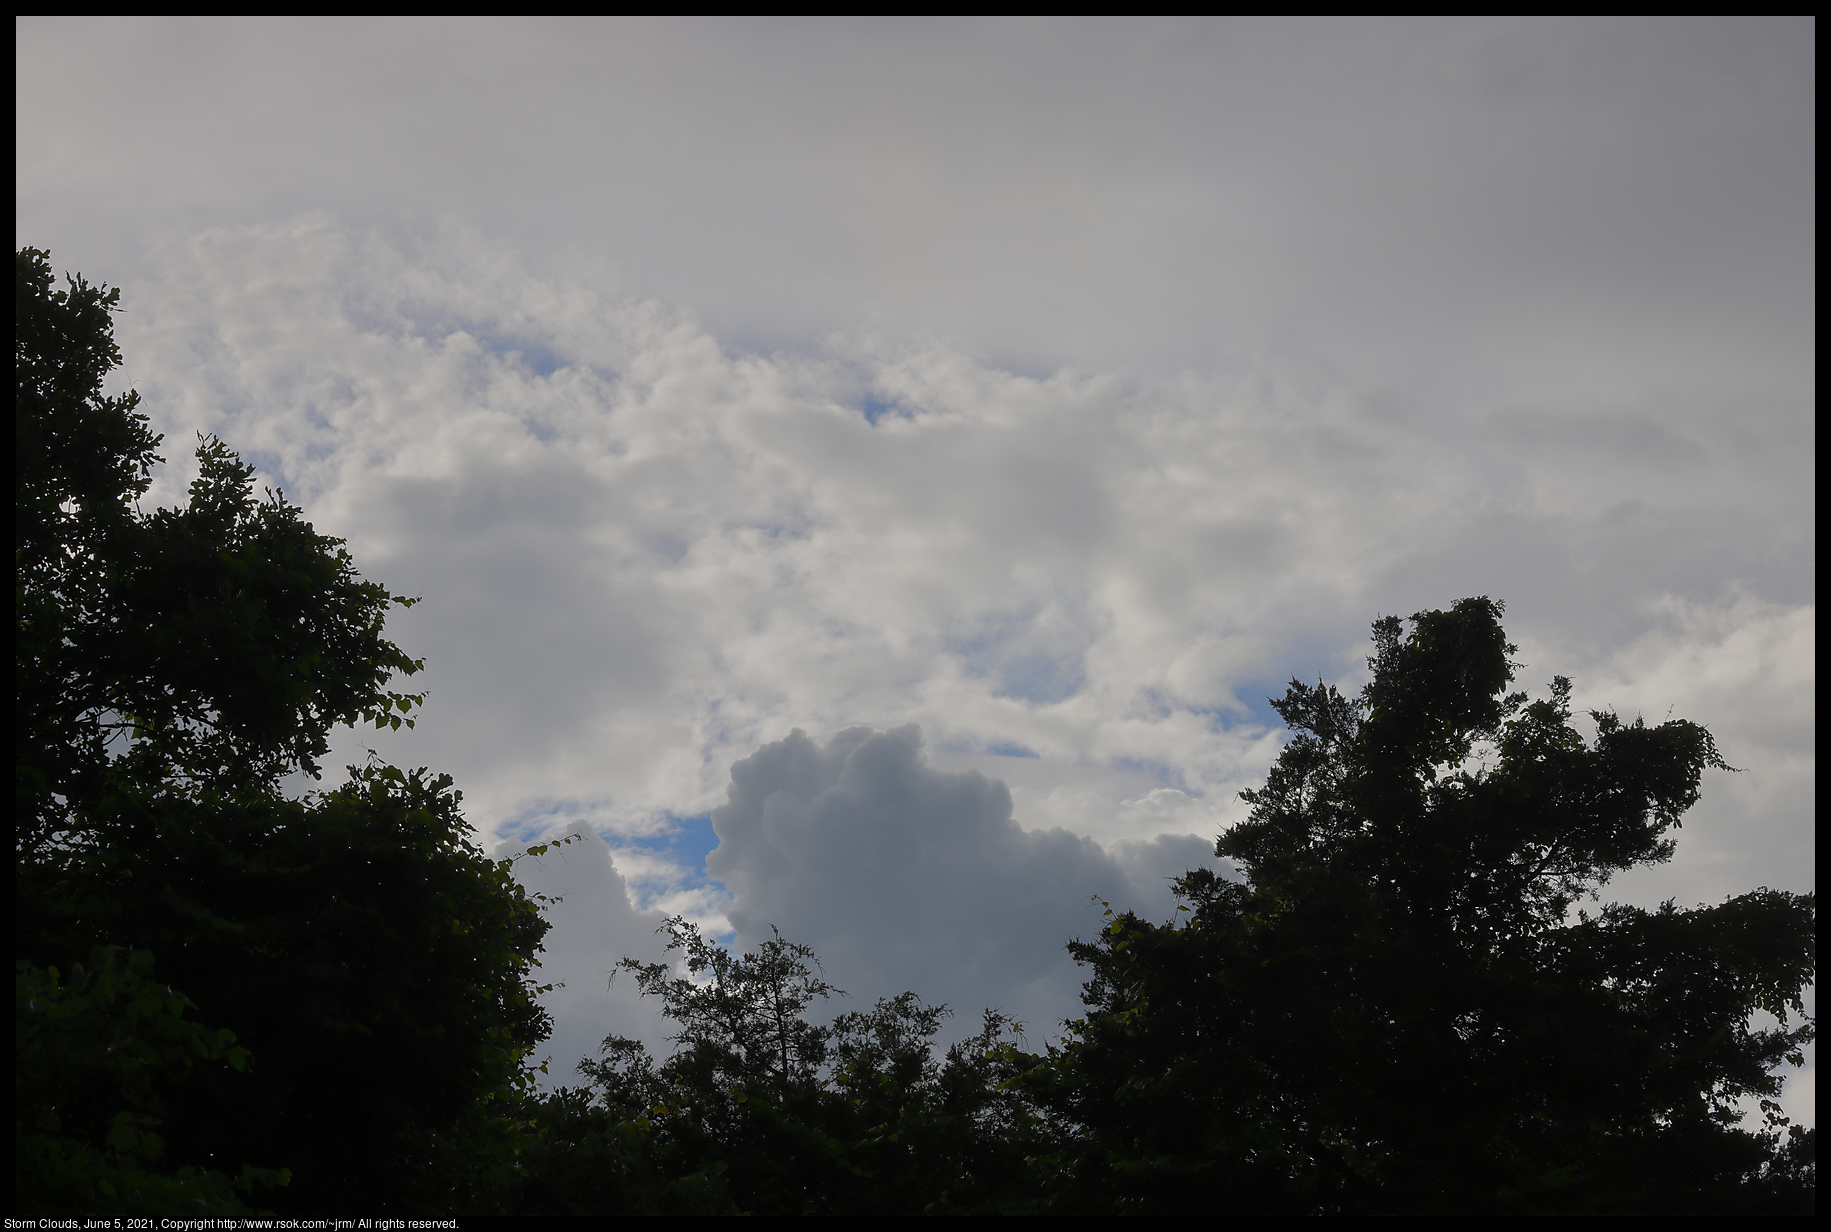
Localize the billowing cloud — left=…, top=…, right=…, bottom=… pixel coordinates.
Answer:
left=107, top=221, right=1808, bottom=900
left=706, top=725, right=1219, bottom=1035
left=489, top=824, right=672, bottom=1082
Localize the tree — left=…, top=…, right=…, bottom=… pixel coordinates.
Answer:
left=18, top=248, right=424, bottom=854
left=16, top=947, right=282, bottom=1214
left=586, top=918, right=855, bottom=1213
left=1026, top=598, right=1814, bottom=1213
left=16, top=248, right=554, bottom=1212
left=571, top=918, right=1043, bottom=1214
left=608, top=918, right=846, bottom=1105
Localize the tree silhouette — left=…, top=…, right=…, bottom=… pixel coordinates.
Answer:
left=16, top=248, right=553, bottom=1213
left=1021, top=598, right=1814, bottom=1213
left=561, top=918, right=1040, bottom=1214
left=607, top=918, right=845, bottom=1105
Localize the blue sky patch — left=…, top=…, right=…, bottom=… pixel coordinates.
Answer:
left=645, top=811, right=722, bottom=873
left=861, top=395, right=900, bottom=425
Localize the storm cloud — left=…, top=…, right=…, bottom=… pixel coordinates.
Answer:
left=708, top=725, right=1219, bottom=1034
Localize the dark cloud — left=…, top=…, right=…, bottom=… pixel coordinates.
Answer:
left=708, top=725, right=1220, bottom=1035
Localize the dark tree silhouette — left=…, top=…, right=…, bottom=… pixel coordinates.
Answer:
left=1021, top=598, right=1815, bottom=1213
left=16, top=248, right=554, bottom=1214
left=553, top=917, right=1040, bottom=1214
left=608, top=918, right=846, bottom=1106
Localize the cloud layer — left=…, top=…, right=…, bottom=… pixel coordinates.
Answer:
left=106, top=220, right=1809, bottom=865
left=96, top=220, right=1810, bottom=1091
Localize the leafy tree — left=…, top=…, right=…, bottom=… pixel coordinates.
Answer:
left=587, top=918, right=856, bottom=1213
left=489, top=1083, right=739, bottom=1215
left=609, top=918, right=846, bottom=1105
left=572, top=918, right=1043, bottom=1214
left=23, top=766, right=559, bottom=1211
left=825, top=998, right=1048, bottom=1214
left=16, top=947, right=283, bottom=1214
left=16, top=248, right=553, bottom=1212
left=18, top=254, right=424, bottom=854
left=1024, top=598, right=1814, bottom=1213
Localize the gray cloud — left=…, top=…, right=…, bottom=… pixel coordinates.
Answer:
left=707, top=725, right=1217, bottom=1037
left=490, top=824, right=673, bottom=1085
left=18, top=18, right=1811, bottom=399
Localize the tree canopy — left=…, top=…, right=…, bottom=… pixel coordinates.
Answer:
left=1020, top=598, right=1815, bottom=1213
left=543, top=917, right=1039, bottom=1215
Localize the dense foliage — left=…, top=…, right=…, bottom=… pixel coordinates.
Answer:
left=17, top=249, right=1813, bottom=1214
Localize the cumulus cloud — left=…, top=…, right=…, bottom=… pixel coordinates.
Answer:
left=497, top=726, right=1227, bottom=1078
left=103, top=221, right=1809, bottom=885
left=706, top=724, right=1220, bottom=1037
left=489, top=824, right=673, bottom=1083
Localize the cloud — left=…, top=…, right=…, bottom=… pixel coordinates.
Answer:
left=499, top=727, right=1229, bottom=1073
left=100, top=219, right=1808, bottom=919
left=706, top=724, right=1221, bottom=1037
left=18, top=18, right=1813, bottom=407
left=1570, top=590, right=1815, bottom=908
left=491, top=823, right=674, bottom=1084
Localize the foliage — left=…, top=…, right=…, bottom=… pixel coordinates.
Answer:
left=491, top=1085, right=739, bottom=1215
left=609, top=918, right=846, bottom=1104
left=16, top=248, right=551, bottom=1212
left=15, top=947, right=287, bottom=1215
left=1021, top=598, right=1815, bottom=1213
left=22, top=767, right=558, bottom=1210
left=17, top=257, right=424, bottom=856
left=565, top=918, right=1044, bottom=1214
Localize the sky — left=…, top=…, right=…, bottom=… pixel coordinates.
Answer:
left=17, top=18, right=1813, bottom=1120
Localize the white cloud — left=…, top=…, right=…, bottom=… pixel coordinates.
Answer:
left=1570, top=590, right=1814, bottom=910
left=106, top=221, right=1808, bottom=886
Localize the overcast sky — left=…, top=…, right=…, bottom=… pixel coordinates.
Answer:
left=17, top=17, right=1813, bottom=1119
